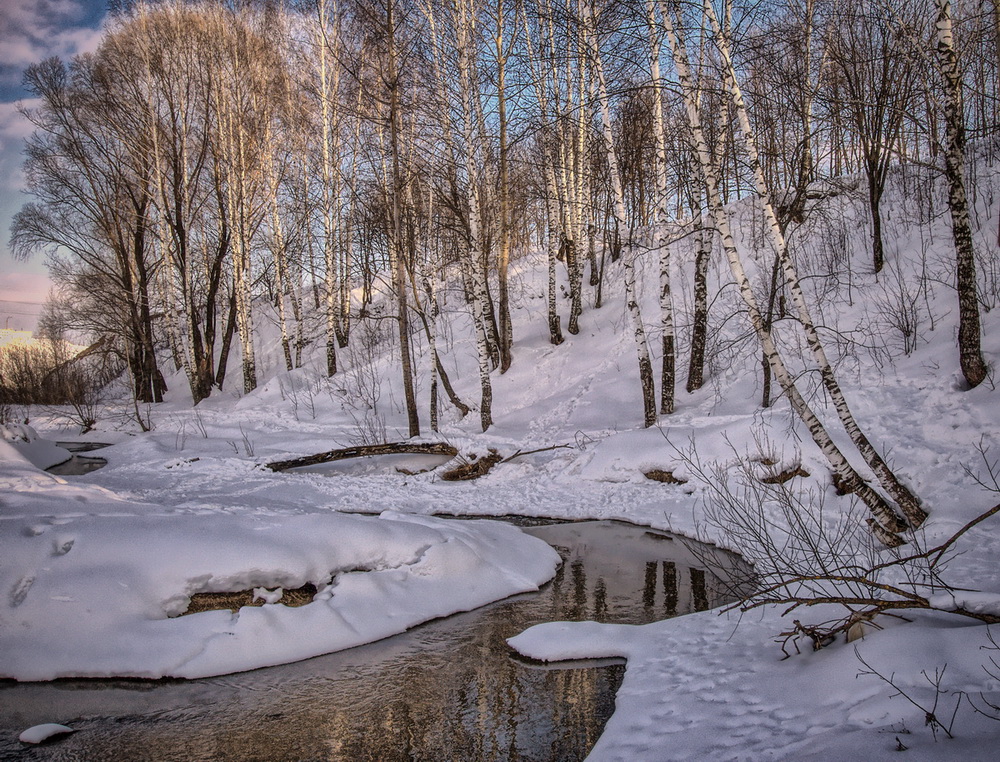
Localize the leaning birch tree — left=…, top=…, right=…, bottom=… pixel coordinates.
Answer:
left=659, top=0, right=912, bottom=544
left=700, top=0, right=926, bottom=530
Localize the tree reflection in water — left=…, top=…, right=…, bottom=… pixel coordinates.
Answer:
left=0, top=520, right=744, bottom=761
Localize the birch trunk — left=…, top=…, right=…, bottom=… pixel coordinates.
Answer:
left=661, top=0, right=907, bottom=541
left=935, top=0, right=988, bottom=389
left=457, top=0, right=494, bottom=431
left=702, top=0, right=925, bottom=528
left=521, top=0, right=565, bottom=345
left=316, top=0, right=339, bottom=376
left=646, top=0, right=676, bottom=415
left=586, top=0, right=656, bottom=428
left=386, top=3, right=419, bottom=437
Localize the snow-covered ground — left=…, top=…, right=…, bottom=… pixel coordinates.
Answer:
left=3, top=163, right=1000, bottom=758
left=0, top=425, right=559, bottom=680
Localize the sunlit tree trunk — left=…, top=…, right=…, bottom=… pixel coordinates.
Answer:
left=646, top=0, right=675, bottom=415
left=702, top=0, right=926, bottom=529
left=660, top=0, right=908, bottom=543
left=385, top=0, right=420, bottom=437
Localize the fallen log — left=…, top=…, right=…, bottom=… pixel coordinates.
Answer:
left=440, top=449, right=504, bottom=481
left=266, top=441, right=459, bottom=472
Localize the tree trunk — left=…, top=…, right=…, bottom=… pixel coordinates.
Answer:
left=868, top=174, right=885, bottom=274
left=588, top=1, right=657, bottom=428
left=687, top=207, right=710, bottom=393
left=662, top=0, right=908, bottom=542
left=387, top=4, right=419, bottom=438
left=935, top=0, right=988, bottom=389
left=701, top=0, right=926, bottom=529
left=646, top=0, right=676, bottom=415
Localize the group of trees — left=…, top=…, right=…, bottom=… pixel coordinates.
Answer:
left=10, top=0, right=997, bottom=535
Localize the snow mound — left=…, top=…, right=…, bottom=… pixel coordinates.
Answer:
left=0, top=448, right=559, bottom=680
left=1, top=423, right=71, bottom=471
left=18, top=723, right=75, bottom=744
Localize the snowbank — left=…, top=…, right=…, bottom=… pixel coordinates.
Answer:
left=0, top=423, right=70, bottom=470
left=0, top=447, right=559, bottom=680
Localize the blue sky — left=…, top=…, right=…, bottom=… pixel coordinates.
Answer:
left=0, top=0, right=107, bottom=303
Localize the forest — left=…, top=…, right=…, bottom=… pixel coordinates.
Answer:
left=7, top=0, right=998, bottom=547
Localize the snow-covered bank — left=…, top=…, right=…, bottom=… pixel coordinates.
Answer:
left=0, top=433, right=559, bottom=680
left=509, top=606, right=1000, bottom=761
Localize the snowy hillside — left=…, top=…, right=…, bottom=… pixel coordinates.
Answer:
left=2, top=159, right=1000, bottom=759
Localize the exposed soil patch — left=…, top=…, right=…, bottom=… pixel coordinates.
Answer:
left=180, top=583, right=319, bottom=616
left=643, top=469, right=688, bottom=484
left=760, top=465, right=810, bottom=485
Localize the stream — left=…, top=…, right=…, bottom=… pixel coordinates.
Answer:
left=0, top=518, right=743, bottom=761
left=11, top=450, right=745, bottom=761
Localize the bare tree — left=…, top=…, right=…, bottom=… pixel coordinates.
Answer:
left=826, top=0, right=922, bottom=274
left=13, top=55, right=166, bottom=405
left=585, top=0, right=657, bottom=428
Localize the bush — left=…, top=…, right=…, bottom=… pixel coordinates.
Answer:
left=0, top=339, right=120, bottom=432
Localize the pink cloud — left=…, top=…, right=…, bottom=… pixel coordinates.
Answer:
left=0, top=268, right=53, bottom=304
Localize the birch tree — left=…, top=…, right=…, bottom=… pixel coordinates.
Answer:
left=312, top=0, right=344, bottom=377
left=645, top=0, right=676, bottom=415
left=585, top=0, right=657, bottom=428
left=933, top=0, right=989, bottom=389
left=659, top=0, right=913, bottom=543
left=518, top=0, right=565, bottom=345
left=701, top=0, right=926, bottom=529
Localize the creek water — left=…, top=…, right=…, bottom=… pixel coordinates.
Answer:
left=45, top=442, right=110, bottom=476
left=0, top=518, right=743, bottom=761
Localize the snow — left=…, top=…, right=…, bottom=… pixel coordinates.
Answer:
left=0, top=423, right=70, bottom=470
left=17, top=723, right=75, bottom=744
left=0, top=460, right=558, bottom=680
left=2, top=160, right=1000, bottom=757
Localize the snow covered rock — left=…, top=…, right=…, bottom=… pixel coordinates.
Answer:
left=18, top=723, right=75, bottom=744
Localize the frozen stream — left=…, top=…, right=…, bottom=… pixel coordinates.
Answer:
left=0, top=519, right=743, bottom=761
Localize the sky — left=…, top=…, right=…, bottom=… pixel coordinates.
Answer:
left=0, top=0, right=107, bottom=304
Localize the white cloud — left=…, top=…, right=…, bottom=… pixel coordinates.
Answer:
left=0, top=99, right=36, bottom=141
left=0, top=0, right=105, bottom=86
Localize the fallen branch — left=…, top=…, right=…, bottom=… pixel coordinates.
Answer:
left=265, top=441, right=459, bottom=472
left=501, top=444, right=573, bottom=463
left=440, top=449, right=503, bottom=481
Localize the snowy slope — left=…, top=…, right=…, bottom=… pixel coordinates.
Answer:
left=2, top=159, right=1000, bottom=757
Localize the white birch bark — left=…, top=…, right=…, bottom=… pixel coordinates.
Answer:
left=456, top=0, right=494, bottom=431
left=659, top=0, right=907, bottom=541
left=520, top=0, right=566, bottom=344
left=701, top=0, right=925, bottom=528
left=934, top=0, right=988, bottom=390
left=316, top=0, right=339, bottom=376
left=585, top=0, right=657, bottom=428
left=646, top=0, right=676, bottom=415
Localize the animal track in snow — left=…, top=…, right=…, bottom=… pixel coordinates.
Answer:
left=10, top=575, right=35, bottom=607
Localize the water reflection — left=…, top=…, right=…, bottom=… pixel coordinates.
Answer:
left=46, top=442, right=111, bottom=475
left=45, top=455, right=107, bottom=475
left=0, top=520, right=742, bottom=761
